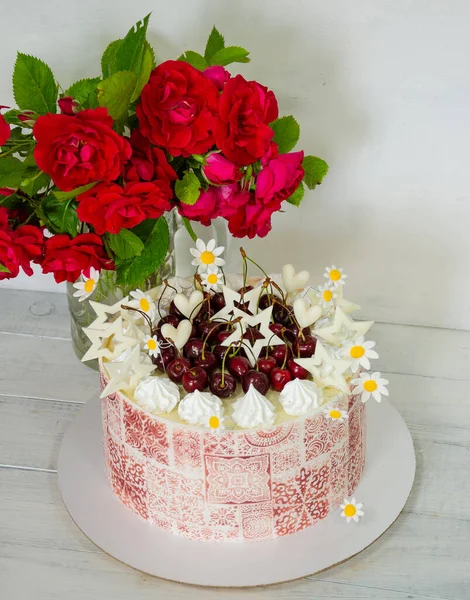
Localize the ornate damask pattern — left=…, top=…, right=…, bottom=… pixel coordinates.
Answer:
left=122, top=397, right=169, bottom=465
left=172, top=428, right=202, bottom=471
left=205, top=454, right=271, bottom=504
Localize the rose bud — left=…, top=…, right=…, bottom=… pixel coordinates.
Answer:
left=58, top=96, right=80, bottom=116
left=202, top=152, right=242, bottom=185
left=203, top=65, right=230, bottom=91
left=0, top=113, right=10, bottom=146
left=17, top=111, right=37, bottom=127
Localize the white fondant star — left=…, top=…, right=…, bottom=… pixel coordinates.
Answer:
left=86, top=296, right=130, bottom=330
left=81, top=316, right=139, bottom=363
left=221, top=306, right=284, bottom=366
left=294, top=341, right=350, bottom=393
left=211, top=285, right=263, bottom=322
left=314, top=307, right=373, bottom=346
left=100, top=344, right=155, bottom=398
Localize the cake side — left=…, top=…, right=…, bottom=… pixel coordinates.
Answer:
left=100, top=366, right=366, bottom=542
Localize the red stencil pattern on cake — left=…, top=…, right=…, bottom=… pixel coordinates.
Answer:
left=173, top=428, right=202, bottom=471
left=208, top=506, right=239, bottom=528
left=241, top=501, right=274, bottom=540
left=205, top=454, right=271, bottom=504
left=243, top=423, right=295, bottom=448
left=203, top=432, right=239, bottom=456
left=272, top=447, right=302, bottom=473
left=330, top=442, right=349, bottom=508
left=304, top=413, right=331, bottom=462
left=273, top=463, right=330, bottom=536
left=123, top=398, right=169, bottom=465
left=176, top=522, right=239, bottom=542
left=106, top=394, right=122, bottom=439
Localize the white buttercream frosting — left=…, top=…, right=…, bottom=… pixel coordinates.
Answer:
left=279, top=378, right=322, bottom=416
left=232, top=384, right=276, bottom=429
left=178, top=390, right=224, bottom=426
left=134, top=376, right=180, bottom=414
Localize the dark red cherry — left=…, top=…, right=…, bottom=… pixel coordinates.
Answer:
left=216, top=329, right=233, bottom=344
left=183, top=338, right=204, bottom=360
left=293, top=336, right=317, bottom=358
left=210, top=372, right=236, bottom=398
left=270, top=344, right=292, bottom=366
left=198, top=320, right=219, bottom=342
left=270, top=367, right=292, bottom=392
left=228, top=356, right=252, bottom=381
left=287, top=359, right=309, bottom=380
left=269, top=323, right=285, bottom=337
left=242, top=370, right=270, bottom=395
left=182, top=366, right=208, bottom=393
left=158, top=314, right=181, bottom=328
left=273, top=303, right=294, bottom=326
left=153, top=347, right=176, bottom=371
left=257, top=355, right=277, bottom=375
left=211, top=292, right=226, bottom=311
left=166, top=357, right=191, bottom=383
left=213, top=344, right=229, bottom=367
left=290, top=323, right=312, bottom=339
left=195, top=351, right=218, bottom=373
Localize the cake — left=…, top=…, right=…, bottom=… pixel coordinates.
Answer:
left=85, top=242, right=387, bottom=542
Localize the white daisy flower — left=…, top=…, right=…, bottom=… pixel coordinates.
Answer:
left=339, top=336, right=379, bottom=373
left=190, top=238, right=225, bottom=273
left=324, top=265, right=348, bottom=287
left=340, top=497, right=364, bottom=523
left=207, top=414, right=225, bottom=432
left=201, top=266, right=223, bottom=291
left=324, top=408, right=348, bottom=422
left=129, top=289, right=156, bottom=321
left=316, top=283, right=337, bottom=308
left=72, top=267, right=100, bottom=302
left=351, top=371, right=389, bottom=403
left=142, top=334, right=161, bottom=358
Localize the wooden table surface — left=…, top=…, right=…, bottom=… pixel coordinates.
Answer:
left=1, top=288, right=469, bottom=600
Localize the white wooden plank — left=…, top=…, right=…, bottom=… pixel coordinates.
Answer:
left=0, top=288, right=70, bottom=338
left=0, top=468, right=463, bottom=600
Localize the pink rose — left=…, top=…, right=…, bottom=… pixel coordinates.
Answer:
left=0, top=113, right=10, bottom=146
left=203, top=66, right=230, bottom=91
left=202, top=153, right=242, bottom=185
left=226, top=192, right=278, bottom=239
left=255, top=151, right=304, bottom=204
left=217, top=183, right=251, bottom=219
left=178, top=187, right=219, bottom=226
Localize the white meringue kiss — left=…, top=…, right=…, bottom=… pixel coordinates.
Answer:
left=232, top=384, right=276, bottom=429
left=161, top=319, right=192, bottom=350
left=279, top=378, right=322, bottom=416
left=293, top=298, right=322, bottom=328
left=173, top=290, right=204, bottom=320
left=282, top=264, right=310, bottom=293
left=178, top=389, right=223, bottom=426
left=134, top=376, right=180, bottom=414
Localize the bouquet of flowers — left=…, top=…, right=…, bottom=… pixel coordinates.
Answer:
left=0, top=15, right=328, bottom=288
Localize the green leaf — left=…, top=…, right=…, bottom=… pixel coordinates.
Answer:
left=302, top=155, right=329, bottom=190
left=208, top=46, right=250, bottom=67
left=0, top=263, right=10, bottom=274
left=0, top=157, right=29, bottom=188
left=116, top=217, right=170, bottom=288
left=286, top=182, right=305, bottom=207
left=2, top=108, right=35, bottom=126
left=204, top=26, right=225, bottom=61
left=107, top=228, right=144, bottom=260
left=97, top=71, right=138, bottom=121
left=42, top=195, right=79, bottom=237
left=131, top=42, right=155, bottom=101
left=181, top=216, right=197, bottom=242
left=21, top=172, right=50, bottom=197
left=174, top=170, right=201, bottom=205
left=101, top=39, right=122, bottom=78
left=270, top=116, right=300, bottom=154
left=115, top=14, right=151, bottom=73
left=178, top=51, right=207, bottom=71
left=53, top=182, right=97, bottom=202
left=65, top=77, right=101, bottom=109
left=13, top=53, right=58, bottom=114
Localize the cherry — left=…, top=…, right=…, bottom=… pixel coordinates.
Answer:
left=258, top=294, right=272, bottom=310
left=210, top=372, right=237, bottom=398
left=269, top=323, right=285, bottom=337
left=273, top=303, right=293, bottom=326
left=282, top=327, right=298, bottom=344
left=158, top=314, right=180, bottom=328
left=153, top=347, right=176, bottom=371
left=195, top=351, right=218, bottom=373
left=198, top=320, right=218, bottom=342
left=287, top=359, right=309, bottom=380
left=270, top=367, right=292, bottom=392
left=193, top=303, right=213, bottom=326
left=290, top=323, right=312, bottom=339
left=183, top=338, right=204, bottom=360
left=270, top=344, right=292, bottom=366
left=182, top=366, right=208, bottom=393
left=293, top=336, right=317, bottom=358
left=211, top=292, right=226, bottom=312
left=213, top=344, right=229, bottom=367
left=216, top=329, right=233, bottom=344
left=242, top=370, right=270, bottom=395
left=257, top=355, right=277, bottom=375
left=229, top=356, right=252, bottom=381
left=166, top=357, right=191, bottom=383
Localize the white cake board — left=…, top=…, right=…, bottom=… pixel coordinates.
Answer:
left=58, top=397, right=415, bottom=587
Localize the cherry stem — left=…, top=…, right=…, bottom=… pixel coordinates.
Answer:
left=201, top=322, right=223, bottom=359
left=121, top=305, right=153, bottom=336
left=221, top=342, right=239, bottom=387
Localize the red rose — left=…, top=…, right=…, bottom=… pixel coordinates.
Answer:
left=124, top=129, right=177, bottom=186
left=137, top=60, right=219, bottom=157
left=0, top=113, right=10, bottom=146
left=226, top=195, right=279, bottom=239
left=41, top=233, right=112, bottom=283
left=33, top=108, right=131, bottom=192
left=202, top=152, right=242, bottom=185
left=203, top=66, right=230, bottom=91
left=214, top=75, right=279, bottom=166
left=77, top=180, right=172, bottom=235
left=178, top=187, right=219, bottom=226
left=217, top=183, right=251, bottom=219
left=255, top=151, right=304, bottom=204
left=0, top=208, right=45, bottom=279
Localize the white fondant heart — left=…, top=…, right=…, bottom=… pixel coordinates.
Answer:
left=173, top=290, right=204, bottom=320
left=282, top=264, right=310, bottom=293
left=161, top=319, right=192, bottom=350
left=293, top=298, right=322, bottom=328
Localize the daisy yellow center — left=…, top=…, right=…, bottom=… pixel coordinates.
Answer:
left=207, top=273, right=218, bottom=285
left=147, top=339, right=157, bottom=351
left=323, top=289, right=333, bottom=302
left=329, top=409, right=342, bottom=419
left=344, top=504, right=357, bottom=517
left=200, top=251, right=215, bottom=265
left=209, top=415, right=220, bottom=429
left=84, top=279, right=95, bottom=293
left=139, top=298, right=151, bottom=312
left=364, top=380, right=378, bottom=392
left=350, top=345, right=365, bottom=359
left=329, top=269, right=341, bottom=281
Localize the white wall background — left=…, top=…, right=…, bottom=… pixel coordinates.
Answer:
left=1, top=0, right=469, bottom=330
